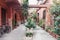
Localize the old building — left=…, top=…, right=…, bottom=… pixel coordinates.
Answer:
left=37, top=0, right=53, bottom=27
left=0, top=0, right=24, bottom=30
left=28, top=0, right=53, bottom=27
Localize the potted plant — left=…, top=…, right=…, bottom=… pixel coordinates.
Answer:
left=26, top=32, right=33, bottom=37
left=25, top=18, right=36, bottom=40
left=25, top=18, right=36, bottom=30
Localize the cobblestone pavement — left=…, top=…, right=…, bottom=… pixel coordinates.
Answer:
left=0, top=25, right=57, bottom=40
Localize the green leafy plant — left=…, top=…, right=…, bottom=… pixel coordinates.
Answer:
left=22, top=0, right=28, bottom=19
left=45, top=26, right=51, bottom=31
left=50, top=0, right=60, bottom=17
left=25, top=18, right=36, bottom=29
left=38, top=19, right=44, bottom=27
left=58, top=36, right=60, bottom=40
left=53, top=27, right=60, bottom=35
left=26, top=32, right=33, bottom=37
left=49, top=1, right=60, bottom=38
left=32, top=13, right=37, bottom=19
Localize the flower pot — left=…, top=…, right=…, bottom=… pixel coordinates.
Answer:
left=25, top=36, right=33, bottom=40
left=26, top=28, right=33, bottom=33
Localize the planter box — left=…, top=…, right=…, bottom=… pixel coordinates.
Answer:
left=47, top=30, right=59, bottom=39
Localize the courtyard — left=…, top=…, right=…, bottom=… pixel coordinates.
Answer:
left=0, top=24, right=57, bottom=40
left=0, top=0, right=60, bottom=40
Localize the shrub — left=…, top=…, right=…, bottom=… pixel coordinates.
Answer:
left=45, top=26, right=51, bottom=31
left=26, top=32, right=33, bottom=37
left=53, top=27, right=60, bottom=35
left=25, top=18, right=36, bottom=29
left=32, top=13, right=37, bottom=19
left=38, top=19, right=44, bottom=27
left=58, top=36, right=60, bottom=40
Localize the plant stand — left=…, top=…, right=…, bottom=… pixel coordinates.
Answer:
left=25, top=28, right=33, bottom=40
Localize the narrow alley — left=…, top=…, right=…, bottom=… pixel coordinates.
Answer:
left=0, top=24, right=57, bottom=40
left=0, top=24, right=26, bottom=40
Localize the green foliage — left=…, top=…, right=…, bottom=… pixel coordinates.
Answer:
left=54, top=20, right=60, bottom=27
left=53, top=0, right=60, bottom=5
left=50, top=5, right=60, bottom=16
left=25, top=18, right=36, bottom=29
left=22, top=8, right=28, bottom=16
left=32, top=13, right=37, bottom=19
left=22, top=0, right=28, bottom=17
left=45, top=27, right=51, bottom=31
left=53, top=27, right=60, bottom=35
left=58, top=37, right=60, bottom=40
left=38, top=19, right=44, bottom=27
left=26, top=32, right=33, bottom=37
left=49, top=0, right=60, bottom=37
left=50, top=0, right=60, bottom=17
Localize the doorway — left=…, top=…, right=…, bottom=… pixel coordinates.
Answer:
left=42, top=10, right=46, bottom=29
left=12, top=14, right=17, bottom=29
left=1, top=8, right=6, bottom=25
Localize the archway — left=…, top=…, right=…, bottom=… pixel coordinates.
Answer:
left=12, top=14, right=17, bottom=29
left=1, top=8, right=6, bottom=25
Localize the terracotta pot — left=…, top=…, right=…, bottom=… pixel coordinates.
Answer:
left=45, top=29, right=60, bottom=39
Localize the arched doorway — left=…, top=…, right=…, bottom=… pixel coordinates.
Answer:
left=42, top=10, right=46, bottom=29
left=12, top=14, right=17, bottom=29
left=1, top=8, right=6, bottom=25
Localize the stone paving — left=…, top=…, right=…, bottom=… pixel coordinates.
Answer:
left=33, top=26, right=57, bottom=40
left=0, top=24, right=57, bottom=40
left=0, top=24, right=26, bottom=40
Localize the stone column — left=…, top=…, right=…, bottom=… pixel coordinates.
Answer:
left=8, top=7, right=13, bottom=30
left=45, top=7, right=51, bottom=27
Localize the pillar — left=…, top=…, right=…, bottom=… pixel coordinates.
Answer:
left=0, top=6, right=1, bottom=26
left=8, top=7, right=13, bottom=30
